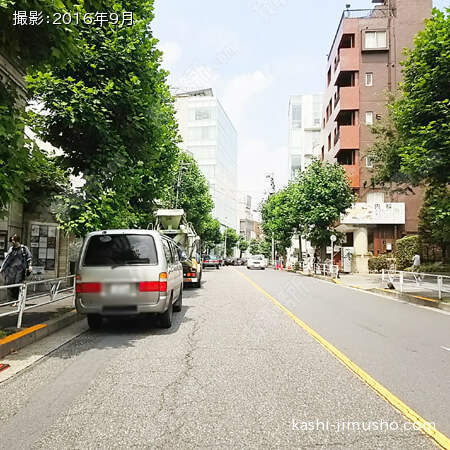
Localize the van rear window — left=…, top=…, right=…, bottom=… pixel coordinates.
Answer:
left=83, top=234, right=158, bottom=266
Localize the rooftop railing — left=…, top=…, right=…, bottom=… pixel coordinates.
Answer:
left=328, top=7, right=393, bottom=61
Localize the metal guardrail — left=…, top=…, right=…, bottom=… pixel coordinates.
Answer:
left=382, top=269, right=450, bottom=300
left=301, top=262, right=339, bottom=278
left=0, top=275, right=76, bottom=328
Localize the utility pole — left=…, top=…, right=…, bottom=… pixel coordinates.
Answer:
left=175, top=163, right=191, bottom=208
left=224, top=228, right=227, bottom=257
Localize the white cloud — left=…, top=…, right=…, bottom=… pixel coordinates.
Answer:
left=221, top=70, right=273, bottom=125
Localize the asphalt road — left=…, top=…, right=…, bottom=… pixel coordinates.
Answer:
left=0, top=266, right=446, bottom=449
left=238, top=266, right=450, bottom=437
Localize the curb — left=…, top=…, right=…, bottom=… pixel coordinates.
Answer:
left=295, top=271, right=450, bottom=312
left=368, top=288, right=450, bottom=313
left=0, top=310, right=85, bottom=359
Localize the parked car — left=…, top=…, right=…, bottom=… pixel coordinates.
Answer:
left=202, top=254, right=221, bottom=269
left=224, top=257, right=236, bottom=266
left=75, top=229, right=183, bottom=330
left=247, top=254, right=266, bottom=270
left=236, top=257, right=247, bottom=266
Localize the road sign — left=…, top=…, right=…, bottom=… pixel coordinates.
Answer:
left=330, top=234, right=337, bottom=242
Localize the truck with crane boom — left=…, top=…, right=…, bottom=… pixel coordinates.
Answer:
left=154, top=209, right=202, bottom=288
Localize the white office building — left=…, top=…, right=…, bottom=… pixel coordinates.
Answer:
left=288, top=94, right=323, bottom=179
left=175, top=89, right=238, bottom=230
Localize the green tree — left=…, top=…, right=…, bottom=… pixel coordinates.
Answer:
left=0, top=0, right=83, bottom=68
left=224, top=228, right=240, bottom=256
left=0, top=84, right=30, bottom=217
left=259, top=238, right=272, bottom=258
left=291, top=160, right=354, bottom=249
left=260, top=188, right=297, bottom=255
left=393, top=8, right=450, bottom=185
left=368, top=8, right=450, bottom=186
left=366, top=99, right=414, bottom=189
left=201, top=217, right=222, bottom=252
left=249, top=239, right=260, bottom=255
left=27, top=1, right=180, bottom=236
left=238, top=239, right=249, bottom=257
left=0, top=0, right=89, bottom=215
left=418, top=185, right=450, bottom=261
left=165, top=152, right=214, bottom=236
left=24, top=150, right=70, bottom=209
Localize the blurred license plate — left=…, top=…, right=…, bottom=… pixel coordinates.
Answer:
left=110, top=284, right=130, bottom=295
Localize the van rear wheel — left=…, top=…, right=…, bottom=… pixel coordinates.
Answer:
left=87, top=314, right=103, bottom=330
left=160, top=297, right=173, bottom=328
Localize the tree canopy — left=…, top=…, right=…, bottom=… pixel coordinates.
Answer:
left=26, top=1, right=181, bottom=236
left=260, top=159, right=354, bottom=253
left=367, top=8, right=450, bottom=186
left=418, top=185, right=450, bottom=260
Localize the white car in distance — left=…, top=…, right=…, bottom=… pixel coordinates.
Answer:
left=246, top=254, right=266, bottom=270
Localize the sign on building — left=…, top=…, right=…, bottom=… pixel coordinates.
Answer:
left=341, top=203, right=405, bottom=225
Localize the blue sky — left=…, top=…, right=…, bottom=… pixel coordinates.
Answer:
left=152, top=0, right=448, bottom=209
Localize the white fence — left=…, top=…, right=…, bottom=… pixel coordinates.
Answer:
left=382, top=269, right=450, bottom=300
left=301, top=262, right=339, bottom=278
left=0, top=275, right=76, bottom=328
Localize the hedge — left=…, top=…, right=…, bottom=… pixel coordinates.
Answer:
left=396, top=235, right=420, bottom=270
left=368, top=256, right=392, bottom=273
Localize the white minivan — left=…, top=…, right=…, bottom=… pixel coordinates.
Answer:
left=75, top=230, right=183, bottom=330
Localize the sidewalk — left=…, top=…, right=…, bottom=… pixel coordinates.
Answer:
left=0, top=289, right=83, bottom=359
left=296, top=270, right=450, bottom=312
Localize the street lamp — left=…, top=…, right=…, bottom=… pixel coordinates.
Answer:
left=223, top=217, right=228, bottom=258
left=330, top=234, right=337, bottom=275
left=175, top=163, right=191, bottom=208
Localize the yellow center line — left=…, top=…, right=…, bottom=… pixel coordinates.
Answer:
left=232, top=268, right=450, bottom=449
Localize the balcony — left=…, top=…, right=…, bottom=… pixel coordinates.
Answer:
left=342, top=164, right=360, bottom=188
left=341, top=202, right=406, bottom=225
left=335, top=125, right=359, bottom=151
left=338, top=86, right=359, bottom=111
left=337, top=47, right=359, bottom=73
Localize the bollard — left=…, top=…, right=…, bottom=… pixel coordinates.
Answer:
left=16, top=283, right=28, bottom=328
left=437, top=276, right=443, bottom=300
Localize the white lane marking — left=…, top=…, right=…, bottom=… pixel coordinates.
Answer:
left=441, top=346, right=450, bottom=352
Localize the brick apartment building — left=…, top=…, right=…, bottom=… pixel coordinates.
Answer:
left=322, top=0, right=432, bottom=272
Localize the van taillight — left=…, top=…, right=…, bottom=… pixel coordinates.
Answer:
left=76, top=282, right=102, bottom=293
left=139, top=273, right=167, bottom=292
left=139, top=282, right=159, bottom=292
left=159, top=272, right=167, bottom=292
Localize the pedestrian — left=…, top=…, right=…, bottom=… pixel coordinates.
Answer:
left=412, top=253, right=421, bottom=272
left=313, top=252, right=319, bottom=264
left=0, top=234, right=32, bottom=305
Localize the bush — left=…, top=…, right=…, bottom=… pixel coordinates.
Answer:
left=294, top=261, right=300, bottom=271
left=396, top=235, right=420, bottom=270
left=404, top=263, right=450, bottom=274
left=368, top=256, right=392, bottom=273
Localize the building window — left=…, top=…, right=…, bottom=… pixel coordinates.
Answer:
left=188, top=126, right=216, bottom=140
left=292, top=104, right=302, bottom=128
left=365, top=72, right=373, bottom=86
left=366, top=111, right=373, bottom=125
left=364, top=30, right=387, bottom=49
left=366, top=156, right=374, bottom=168
left=195, top=108, right=211, bottom=120
left=327, top=133, right=331, bottom=151
left=327, top=67, right=331, bottom=86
